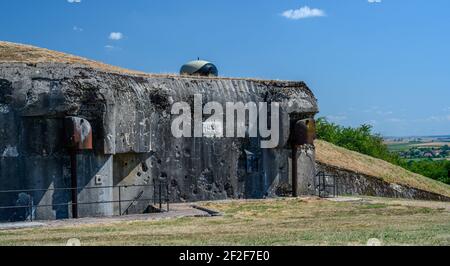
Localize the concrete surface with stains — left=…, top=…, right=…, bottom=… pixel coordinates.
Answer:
left=0, top=45, right=319, bottom=221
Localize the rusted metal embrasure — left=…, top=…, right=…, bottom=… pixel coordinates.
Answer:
left=289, top=118, right=317, bottom=147
left=64, top=116, right=93, bottom=150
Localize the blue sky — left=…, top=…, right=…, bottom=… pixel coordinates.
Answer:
left=1, top=0, right=449, bottom=136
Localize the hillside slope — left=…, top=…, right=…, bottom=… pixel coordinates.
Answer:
left=315, top=140, right=450, bottom=198
left=0, top=41, right=147, bottom=76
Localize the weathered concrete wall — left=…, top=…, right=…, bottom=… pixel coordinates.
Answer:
left=317, top=162, right=450, bottom=202
left=295, top=145, right=316, bottom=195
left=0, top=115, right=114, bottom=220
left=0, top=63, right=319, bottom=221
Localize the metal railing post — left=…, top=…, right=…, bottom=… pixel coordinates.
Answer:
left=334, top=176, right=337, bottom=197
left=153, top=181, right=156, bottom=206
left=166, top=182, right=170, bottom=212
left=70, top=150, right=78, bottom=219
left=159, top=182, right=162, bottom=210
left=118, top=186, right=122, bottom=216
left=29, top=196, right=33, bottom=222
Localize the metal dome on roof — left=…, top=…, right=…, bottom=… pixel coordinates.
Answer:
left=180, top=59, right=218, bottom=77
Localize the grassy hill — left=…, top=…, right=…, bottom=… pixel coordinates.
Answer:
left=0, top=41, right=148, bottom=75
left=315, top=140, right=450, bottom=198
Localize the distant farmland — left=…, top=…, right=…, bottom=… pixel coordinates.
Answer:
left=388, top=142, right=450, bottom=152
left=412, top=142, right=450, bottom=148
left=386, top=137, right=450, bottom=152
left=387, top=142, right=420, bottom=152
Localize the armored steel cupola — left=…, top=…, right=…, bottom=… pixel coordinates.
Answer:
left=180, top=59, right=218, bottom=77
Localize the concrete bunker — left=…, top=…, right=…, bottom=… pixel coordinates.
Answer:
left=0, top=51, right=319, bottom=221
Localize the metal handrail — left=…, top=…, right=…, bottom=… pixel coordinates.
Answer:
left=0, top=197, right=156, bottom=210
left=122, top=190, right=144, bottom=216
left=0, top=184, right=154, bottom=194
left=153, top=179, right=170, bottom=212
left=0, top=183, right=169, bottom=222
left=316, top=171, right=338, bottom=198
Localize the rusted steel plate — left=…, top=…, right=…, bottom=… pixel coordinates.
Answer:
left=64, top=117, right=93, bottom=150
left=290, top=118, right=316, bottom=147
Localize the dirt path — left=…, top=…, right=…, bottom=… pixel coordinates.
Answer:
left=0, top=203, right=212, bottom=230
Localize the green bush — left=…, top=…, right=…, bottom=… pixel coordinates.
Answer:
left=316, top=118, right=450, bottom=184
left=406, top=160, right=450, bottom=184
left=316, top=118, right=402, bottom=165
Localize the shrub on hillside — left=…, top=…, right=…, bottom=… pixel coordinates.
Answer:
left=316, top=118, right=402, bottom=165
left=406, top=160, right=450, bottom=184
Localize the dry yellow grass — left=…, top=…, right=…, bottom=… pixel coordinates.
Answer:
left=315, top=140, right=450, bottom=198
left=0, top=41, right=149, bottom=76
left=0, top=197, right=449, bottom=246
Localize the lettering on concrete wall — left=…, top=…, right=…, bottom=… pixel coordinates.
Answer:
left=171, top=94, right=280, bottom=148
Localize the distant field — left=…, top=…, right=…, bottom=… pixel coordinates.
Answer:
left=387, top=142, right=416, bottom=152
left=412, top=142, right=450, bottom=148
left=387, top=141, right=450, bottom=152
left=0, top=197, right=449, bottom=246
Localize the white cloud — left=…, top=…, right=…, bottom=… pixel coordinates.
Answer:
left=386, top=118, right=405, bottom=123
left=326, top=115, right=347, bottom=123
left=364, top=119, right=378, bottom=125
left=376, top=110, right=393, bottom=116
left=67, top=0, right=81, bottom=3
left=104, top=45, right=122, bottom=51
left=414, top=115, right=450, bottom=123
left=73, top=26, right=83, bottom=32
left=282, top=6, right=326, bottom=20
left=109, top=32, right=124, bottom=41
left=368, top=0, right=382, bottom=3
